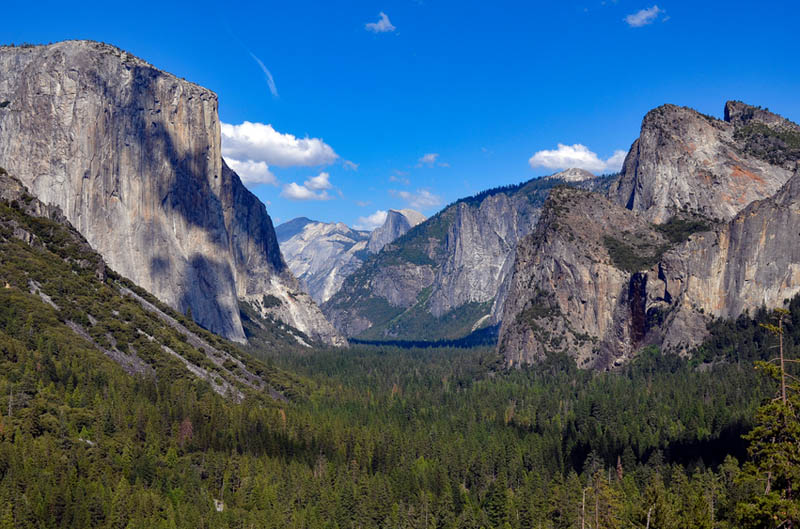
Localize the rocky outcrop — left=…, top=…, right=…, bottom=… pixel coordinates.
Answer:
left=498, top=187, right=671, bottom=367
left=0, top=40, right=343, bottom=346
left=500, top=101, right=800, bottom=368
left=543, top=168, right=595, bottom=183
left=324, top=172, right=611, bottom=341
left=647, top=168, right=800, bottom=354
left=276, top=217, right=316, bottom=242
left=278, top=219, right=369, bottom=304
left=366, top=209, right=426, bottom=253
left=278, top=209, right=424, bottom=305
left=608, top=102, right=795, bottom=223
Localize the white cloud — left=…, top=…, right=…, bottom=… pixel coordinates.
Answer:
left=365, top=12, right=396, bottom=33
left=390, top=189, right=442, bottom=210
left=221, top=121, right=338, bottom=168
left=305, top=172, right=332, bottom=191
left=225, top=159, right=277, bottom=186
left=343, top=160, right=359, bottom=170
left=281, top=183, right=330, bottom=201
left=417, top=153, right=439, bottom=167
left=604, top=150, right=628, bottom=172
left=528, top=144, right=626, bottom=173
left=354, top=210, right=388, bottom=230
left=280, top=172, right=335, bottom=201
left=624, top=5, right=663, bottom=27
left=249, top=52, right=278, bottom=97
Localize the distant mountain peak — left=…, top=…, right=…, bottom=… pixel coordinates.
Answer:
left=543, top=168, right=596, bottom=182
left=366, top=209, right=426, bottom=254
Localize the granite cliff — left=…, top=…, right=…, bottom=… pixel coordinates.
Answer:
left=366, top=209, right=426, bottom=254
left=278, top=220, right=369, bottom=305
left=323, top=172, right=613, bottom=341
left=500, top=101, right=800, bottom=367
left=0, top=40, right=343, bottom=346
left=278, top=209, right=424, bottom=305
left=608, top=102, right=796, bottom=223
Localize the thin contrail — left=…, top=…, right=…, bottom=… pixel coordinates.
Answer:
left=249, top=52, right=279, bottom=98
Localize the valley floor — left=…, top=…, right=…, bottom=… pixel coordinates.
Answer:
left=1, top=294, right=799, bottom=527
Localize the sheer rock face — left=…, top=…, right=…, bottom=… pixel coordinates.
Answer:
left=500, top=104, right=800, bottom=368
left=498, top=187, right=669, bottom=368
left=366, top=209, right=426, bottom=254
left=608, top=102, right=795, bottom=224
left=652, top=169, right=800, bottom=354
left=323, top=173, right=611, bottom=340
left=278, top=220, right=369, bottom=305
left=0, top=41, right=343, bottom=345
left=277, top=209, right=423, bottom=306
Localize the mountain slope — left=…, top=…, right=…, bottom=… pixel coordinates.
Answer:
left=500, top=101, right=800, bottom=367
left=278, top=209, right=424, bottom=305
left=0, top=40, right=342, bottom=346
left=0, top=168, right=308, bottom=399
left=498, top=186, right=702, bottom=367
left=323, top=172, right=614, bottom=341
left=608, top=101, right=796, bottom=223
left=278, top=220, right=369, bottom=304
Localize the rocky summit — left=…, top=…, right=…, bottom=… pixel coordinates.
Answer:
left=278, top=220, right=370, bottom=305
left=608, top=102, right=796, bottom=223
left=0, top=41, right=344, bottom=346
left=278, top=209, right=424, bottom=305
left=500, top=101, right=800, bottom=367
left=323, top=172, right=613, bottom=341
left=366, top=209, right=426, bottom=254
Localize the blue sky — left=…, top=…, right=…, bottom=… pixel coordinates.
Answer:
left=5, top=1, right=800, bottom=228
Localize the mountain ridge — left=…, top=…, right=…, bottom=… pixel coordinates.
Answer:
left=0, top=40, right=344, bottom=346
left=501, top=101, right=800, bottom=367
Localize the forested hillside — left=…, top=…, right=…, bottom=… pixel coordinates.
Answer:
left=2, top=235, right=798, bottom=528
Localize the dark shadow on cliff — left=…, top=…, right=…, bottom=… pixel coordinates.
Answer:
left=147, top=252, right=241, bottom=339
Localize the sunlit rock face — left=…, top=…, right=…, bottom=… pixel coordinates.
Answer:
left=0, top=40, right=344, bottom=345
left=323, top=173, right=611, bottom=341
left=608, top=102, right=796, bottom=223
left=501, top=102, right=800, bottom=367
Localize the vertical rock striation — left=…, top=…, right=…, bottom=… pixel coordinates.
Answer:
left=0, top=41, right=343, bottom=345
left=501, top=102, right=800, bottom=367
left=323, top=172, right=613, bottom=341
left=608, top=102, right=795, bottom=223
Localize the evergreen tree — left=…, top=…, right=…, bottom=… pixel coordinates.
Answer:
left=736, top=308, right=800, bottom=528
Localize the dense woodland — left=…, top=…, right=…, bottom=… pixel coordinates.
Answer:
left=0, top=183, right=799, bottom=527
left=1, top=289, right=799, bottom=527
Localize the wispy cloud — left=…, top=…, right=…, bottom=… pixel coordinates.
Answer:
left=390, top=189, right=442, bottom=210
left=249, top=52, right=279, bottom=97
left=281, top=172, right=334, bottom=201
left=529, top=143, right=626, bottom=173
left=416, top=152, right=446, bottom=168
left=343, top=160, right=359, bottom=171
left=624, top=5, right=664, bottom=27
left=389, top=174, right=410, bottom=185
left=221, top=121, right=338, bottom=169
left=366, top=12, right=396, bottom=33
left=354, top=210, right=388, bottom=230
